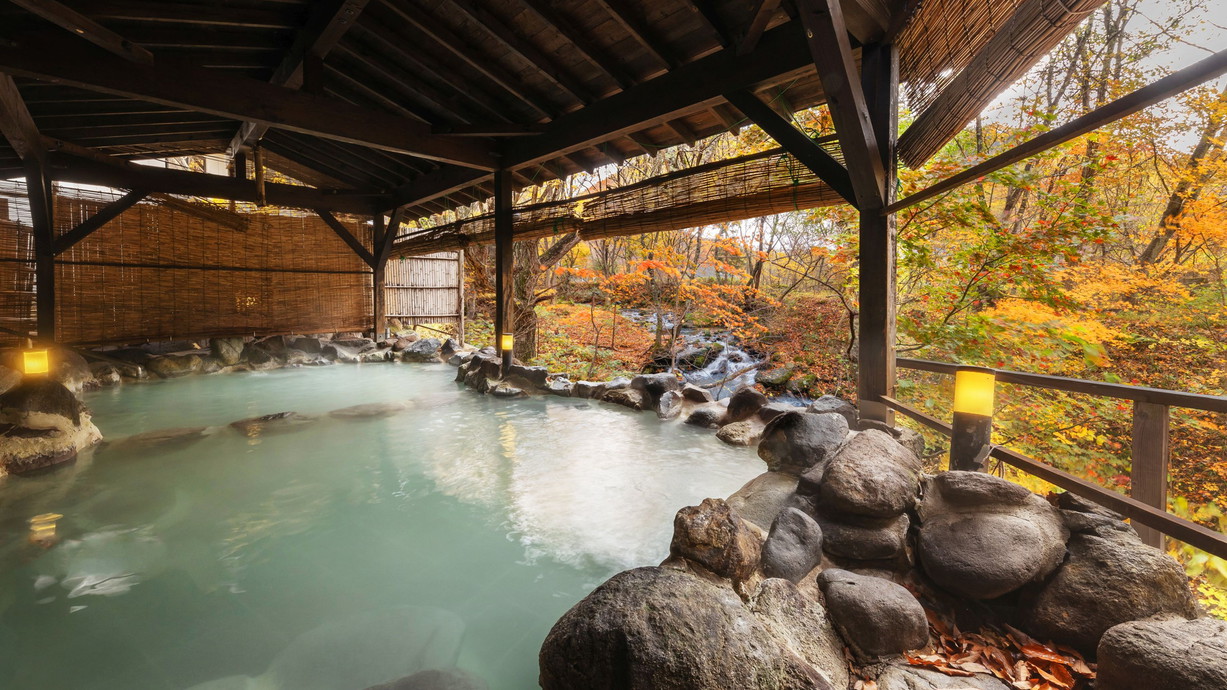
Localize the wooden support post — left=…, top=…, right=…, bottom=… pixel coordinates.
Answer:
left=253, top=145, right=267, bottom=207
left=371, top=212, right=386, bottom=338
left=493, top=169, right=513, bottom=374
left=856, top=42, right=898, bottom=423
left=456, top=248, right=466, bottom=346
left=1132, top=401, right=1171, bottom=548
left=26, top=163, right=55, bottom=342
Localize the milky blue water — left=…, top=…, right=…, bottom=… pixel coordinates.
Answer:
left=0, top=363, right=762, bottom=689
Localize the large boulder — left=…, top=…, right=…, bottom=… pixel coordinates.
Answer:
left=603, top=387, right=649, bottom=411
left=684, top=403, right=726, bottom=429
left=757, top=412, right=848, bottom=476
left=724, top=386, right=767, bottom=423
left=807, top=395, right=857, bottom=426
left=757, top=401, right=803, bottom=423
left=726, top=471, right=799, bottom=532
left=916, top=472, right=1068, bottom=600
left=760, top=507, right=823, bottom=583
left=631, top=373, right=681, bottom=402
left=0, top=379, right=102, bottom=474
left=211, top=337, right=245, bottom=365
left=1022, top=528, right=1199, bottom=652
left=401, top=338, right=442, bottom=362
left=243, top=344, right=284, bottom=369
left=817, top=569, right=929, bottom=658
left=669, top=498, right=761, bottom=582
left=539, top=567, right=848, bottom=690
left=507, top=364, right=549, bottom=389
left=808, top=429, right=922, bottom=519
left=1097, top=617, right=1227, bottom=690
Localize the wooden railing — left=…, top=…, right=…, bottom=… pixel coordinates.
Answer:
left=887, top=358, right=1227, bottom=559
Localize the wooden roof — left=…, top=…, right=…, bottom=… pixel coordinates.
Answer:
left=0, top=0, right=1090, bottom=220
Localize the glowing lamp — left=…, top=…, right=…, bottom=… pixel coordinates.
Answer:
left=22, top=348, right=50, bottom=376
left=949, top=366, right=995, bottom=472
left=953, top=368, right=995, bottom=417
left=499, top=333, right=514, bottom=352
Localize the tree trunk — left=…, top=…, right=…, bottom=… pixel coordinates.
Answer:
left=511, top=232, right=583, bottom=360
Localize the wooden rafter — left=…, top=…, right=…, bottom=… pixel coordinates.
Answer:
left=7, top=0, right=154, bottom=64
left=228, top=0, right=371, bottom=155
left=795, top=0, right=884, bottom=210
left=0, top=31, right=497, bottom=170
left=591, top=0, right=676, bottom=70
left=739, top=0, right=783, bottom=55
left=518, top=0, right=637, bottom=89
left=687, top=0, right=731, bottom=48
left=52, top=188, right=148, bottom=255
left=723, top=89, right=855, bottom=205
left=0, top=73, right=44, bottom=163
left=317, top=209, right=376, bottom=267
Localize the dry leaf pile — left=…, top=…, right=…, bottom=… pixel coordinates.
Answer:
left=901, top=610, right=1096, bottom=689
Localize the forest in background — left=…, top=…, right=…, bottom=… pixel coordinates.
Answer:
left=432, top=0, right=1227, bottom=613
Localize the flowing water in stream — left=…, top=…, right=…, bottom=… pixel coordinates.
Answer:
left=0, top=363, right=762, bottom=690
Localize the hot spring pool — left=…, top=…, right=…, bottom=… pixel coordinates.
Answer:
left=0, top=363, right=762, bottom=689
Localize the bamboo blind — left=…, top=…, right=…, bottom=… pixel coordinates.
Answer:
left=394, top=147, right=845, bottom=255
left=384, top=252, right=461, bottom=324
left=0, top=181, right=374, bottom=346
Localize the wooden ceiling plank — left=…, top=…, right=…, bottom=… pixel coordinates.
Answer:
left=740, top=0, right=783, bottom=55
left=0, top=33, right=497, bottom=169
left=686, top=0, right=731, bottom=48
left=518, top=0, right=637, bottom=89
left=795, top=0, right=884, bottom=209
left=446, top=0, right=593, bottom=105
left=590, top=0, right=675, bottom=70
left=229, top=0, right=371, bottom=155
left=0, top=73, right=45, bottom=163
left=8, top=0, right=154, bottom=64
left=261, top=136, right=382, bottom=189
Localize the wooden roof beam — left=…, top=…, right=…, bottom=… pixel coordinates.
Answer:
left=518, top=0, right=637, bottom=89
left=228, top=0, right=370, bottom=155
left=317, top=209, right=376, bottom=267
left=7, top=0, right=154, bottom=64
left=687, top=0, right=732, bottom=49
left=724, top=89, right=855, bottom=205
left=0, top=73, right=45, bottom=163
left=0, top=32, right=497, bottom=170
left=795, top=0, right=884, bottom=210
left=591, top=0, right=676, bottom=70
left=740, top=0, right=783, bottom=55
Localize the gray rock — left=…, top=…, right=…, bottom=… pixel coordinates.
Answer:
left=807, top=395, right=857, bottom=426
left=440, top=338, right=460, bottom=357
left=391, top=338, right=414, bottom=352
left=1097, top=617, right=1227, bottom=690
left=726, top=471, right=799, bottom=532
left=818, top=569, right=929, bottom=657
left=725, top=386, right=768, bottom=423
left=108, top=426, right=210, bottom=452
left=757, top=411, right=849, bottom=476
left=229, top=411, right=317, bottom=435
left=447, top=353, right=465, bottom=367
left=669, top=498, right=761, bottom=581
left=146, top=354, right=203, bottom=378
left=401, top=338, right=442, bottom=362
left=875, top=665, right=1011, bottom=690
left=544, top=378, right=573, bottom=397
left=246, top=344, right=285, bottom=368
left=757, top=401, right=803, bottom=423
left=631, top=373, right=681, bottom=402
left=0, top=378, right=85, bottom=426
left=684, top=403, right=725, bottom=429
left=716, top=420, right=762, bottom=446
left=655, top=390, right=682, bottom=419
left=329, top=402, right=409, bottom=419
left=365, top=668, right=488, bottom=690
left=332, top=337, right=376, bottom=353
left=489, top=382, right=526, bottom=398
left=507, top=364, right=548, bottom=388
left=1057, top=491, right=1135, bottom=536
left=0, top=379, right=102, bottom=473
left=539, top=567, right=847, bottom=690
left=760, top=508, right=823, bottom=582
left=813, top=429, right=922, bottom=519
left=680, top=383, right=714, bottom=403
left=89, top=362, right=122, bottom=386
left=360, top=349, right=393, bottom=363
left=571, top=380, right=602, bottom=399
left=917, top=471, right=1068, bottom=600
left=757, top=366, right=794, bottom=388
left=199, top=356, right=224, bottom=374
left=603, top=387, right=649, bottom=411
left=1023, top=529, right=1199, bottom=652
left=286, top=336, right=324, bottom=354
left=817, top=512, right=910, bottom=563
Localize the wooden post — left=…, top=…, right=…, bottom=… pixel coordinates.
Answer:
left=1131, top=401, right=1171, bottom=548
left=856, top=42, right=898, bottom=423
left=371, top=213, right=386, bottom=338
left=456, top=248, right=466, bottom=346
left=26, top=163, right=55, bottom=342
left=493, top=169, right=513, bottom=374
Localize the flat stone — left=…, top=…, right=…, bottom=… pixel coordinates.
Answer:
left=817, top=511, right=911, bottom=563
left=571, top=381, right=602, bottom=399
left=669, top=498, right=761, bottom=581
left=760, top=507, right=823, bottom=583
left=328, top=402, right=409, bottom=419
left=757, top=411, right=849, bottom=476
left=1097, top=617, right=1227, bottom=690
left=875, top=666, right=1011, bottom=690
left=229, top=411, right=317, bottom=435
left=489, top=382, right=526, bottom=398
left=602, top=387, right=649, bottom=411
left=716, top=420, right=762, bottom=446
left=680, top=383, right=714, bottom=403
left=1023, top=529, right=1199, bottom=653
left=726, top=471, right=799, bottom=532
left=818, top=569, right=929, bottom=657
left=109, top=426, right=209, bottom=451
left=544, top=378, right=573, bottom=397
left=507, top=364, right=549, bottom=388
left=807, top=395, right=857, bottom=426
left=365, top=668, right=489, bottom=690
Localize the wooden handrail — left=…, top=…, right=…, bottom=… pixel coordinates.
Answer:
left=898, top=357, right=1227, bottom=413
left=879, top=395, right=1227, bottom=560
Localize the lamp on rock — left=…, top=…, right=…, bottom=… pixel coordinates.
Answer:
left=950, top=366, right=995, bottom=472
left=21, top=348, right=50, bottom=376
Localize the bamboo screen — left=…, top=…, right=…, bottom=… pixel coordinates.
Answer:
left=0, top=181, right=374, bottom=346
left=0, top=191, right=35, bottom=344
left=383, top=252, right=461, bottom=324
left=394, top=147, right=845, bottom=255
